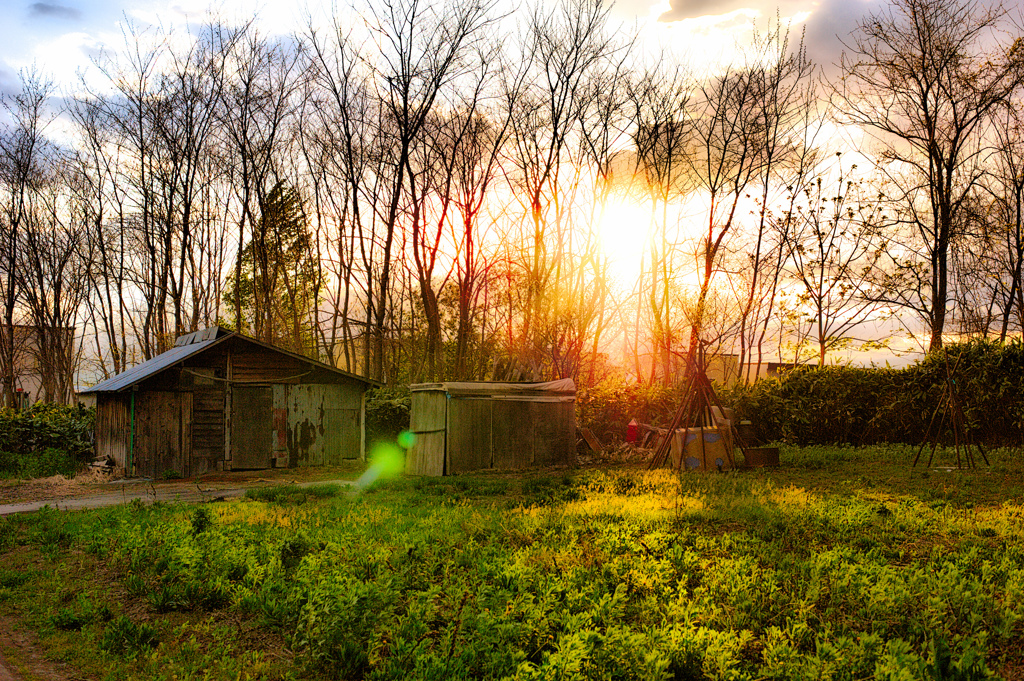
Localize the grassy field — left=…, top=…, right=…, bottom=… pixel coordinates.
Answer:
left=1, top=444, right=1023, bottom=680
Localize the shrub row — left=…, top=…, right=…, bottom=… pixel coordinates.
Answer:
left=577, top=381, right=688, bottom=444
left=580, top=340, right=1024, bottom=448
left=365, top=385, right=411, bottom=444
left=727, top=339, right=1024, bottom=446
left=0, top=403, right=95, bottom=478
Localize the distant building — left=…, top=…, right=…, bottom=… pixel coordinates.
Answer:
left=739, top=360, right=802, bottom=382
left=0, top=324, right=75, bottom=407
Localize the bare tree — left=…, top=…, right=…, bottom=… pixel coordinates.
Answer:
left=683, top=30, right=803, bottom=376
left=628, top=61, right=692, bottom=384
left=18, top=158, right=91, bottom=403
left=447, top=96, right=513, bottom=379
left=355, top=0, right=499, bottom=381
left=734, top=24, right=817, bottom=380
left=837, top=0, right=1024, bottom=351
left=504, top=0, right=620, bottom=379
left=966, top=104, right=1024, bottom=340
left=782, top=167, right=889, bottom=365
left=0, top=69, right=56, bottom=406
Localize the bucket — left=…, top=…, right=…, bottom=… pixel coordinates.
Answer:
left=736, top=421, right=757, bottom=447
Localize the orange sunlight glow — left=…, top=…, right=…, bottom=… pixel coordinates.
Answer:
left=596, top=197, right=650, bottom=287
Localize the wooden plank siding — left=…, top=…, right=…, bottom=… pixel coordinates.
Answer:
left=232, top=385, right=273, bottom=469
left=230, top=346, right=309, bottom=383
left=279, top=384, right=362, bottom=467
left=533, top=400, right=576, bottom=467
left=491, top=399, right=534, bottom=469
left=94, top=394, right=131, bottom=470
left=407, top=391, right=446, bottom=476
left=446, top=398, right=492, bottom=473
left=190, top=371, right=224, bottom=476
left=133, top=391, right=190, bottom=478
left=89, top=331, right=372, bottom=477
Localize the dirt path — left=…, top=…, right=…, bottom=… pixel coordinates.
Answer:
left=0, top=616, right=85, bottom=681
left=0, top=464, right=364, bottom=517
left=0, top=477, right=354, bottom=516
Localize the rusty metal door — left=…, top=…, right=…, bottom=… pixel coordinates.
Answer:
left=232, top=385, right=272, bottom=469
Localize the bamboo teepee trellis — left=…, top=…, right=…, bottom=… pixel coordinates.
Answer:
left=912, top=348, right=989, bottom=470
left=648, top=358, right=748, bottom=471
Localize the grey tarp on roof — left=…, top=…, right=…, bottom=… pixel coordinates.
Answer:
left=410, top=378, right=575, bottom=398
left=79, top=337, right=223, bottom=393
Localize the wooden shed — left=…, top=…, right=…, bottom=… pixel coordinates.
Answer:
left=406, top=379, right=576, bottom=476
left=81, top=327, right=377, bottom=478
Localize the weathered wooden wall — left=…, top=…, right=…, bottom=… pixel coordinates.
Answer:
left=408, top=388, right=576, bottom=476
left=491, top=399, right=537, bottom=469
left=532, top=400, right=575, bottom=467
left=231, top=345, right=309, bottom=383
left=187, top=369, right=224, bottom=476
left=407, top=391, right=445, bottom=476
left=447, top=398, right=492, bottom=474
left=94, top=394, right=130, bottom=469
left=132, top=391, right=191, bottom=478
left=275, top=383, right=362, bottom=467
left=233, top=385, right=273, bottom=469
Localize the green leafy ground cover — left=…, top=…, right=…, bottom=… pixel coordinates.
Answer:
left=1, top=444, right=1024, bottom=680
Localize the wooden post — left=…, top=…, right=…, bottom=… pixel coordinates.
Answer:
left=223, top=347, right=233, bottom=471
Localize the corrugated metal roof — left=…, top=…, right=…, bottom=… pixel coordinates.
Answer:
left=80, top=337, right=224, bottom=393
left=80, top=327, right=380, bottom=393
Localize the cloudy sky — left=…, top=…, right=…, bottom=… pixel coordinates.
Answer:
left=0, top=0, right=887, bottom=98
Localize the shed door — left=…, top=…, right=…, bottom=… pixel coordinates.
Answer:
left=232, top=385, right=272, bottom=469
left=134, top=391, right=191, bottom=478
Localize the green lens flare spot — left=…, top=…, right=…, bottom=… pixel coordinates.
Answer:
left=369, top=442, right=405, bottom=476
left=397, top=430, right=417, bottom=449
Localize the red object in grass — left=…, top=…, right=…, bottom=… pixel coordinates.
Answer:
left=626, top=418, right=638, bottom=443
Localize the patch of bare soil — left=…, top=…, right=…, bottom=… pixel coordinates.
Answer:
left=0, top=473, right=110, bottom=506
left=0, top=462, right=365, bottom=507
left=0, top=616, right=90, bottom=681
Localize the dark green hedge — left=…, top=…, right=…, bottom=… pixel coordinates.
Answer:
left=577, top=380, right=688, bottom=444
left=724, top=339, right=1024, bottom=447
left=0, top=403, right=95, bottom=478
left=0, top=403, right=95, bottom=457
left=365, top=386, right=411, bottom=445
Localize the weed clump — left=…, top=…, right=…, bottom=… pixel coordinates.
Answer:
left=245, top=483, right=343, bottom=504
left=100, top=616, right=159, bottom=658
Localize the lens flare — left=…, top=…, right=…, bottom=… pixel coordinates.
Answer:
left=354, top=442, right=406, bottom=490
left=397, top=430, right=417, bottom=449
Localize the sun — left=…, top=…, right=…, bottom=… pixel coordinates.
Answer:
left=595, top=196, right=650, bottom=287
